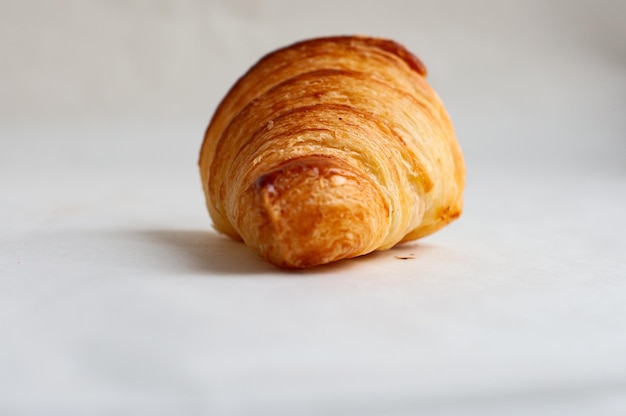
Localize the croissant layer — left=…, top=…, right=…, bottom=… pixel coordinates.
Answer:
left=200, top=35, right=465, bottom=268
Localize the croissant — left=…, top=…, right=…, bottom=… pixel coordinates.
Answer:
left=199, top=35, right=465, bottom=268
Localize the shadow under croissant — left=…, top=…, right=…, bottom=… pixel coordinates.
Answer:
left=136, top=229, right=437, bottom=275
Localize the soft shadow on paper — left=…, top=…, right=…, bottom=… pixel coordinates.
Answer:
left=129, top=229, right=278, bottom=275
left=118, top=229, right=431, bottom=276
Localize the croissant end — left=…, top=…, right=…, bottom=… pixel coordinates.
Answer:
left=236, top=157, right=389, bottom=268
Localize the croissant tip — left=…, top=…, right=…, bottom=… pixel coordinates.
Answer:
left=237, top=157, right=387, bottom=268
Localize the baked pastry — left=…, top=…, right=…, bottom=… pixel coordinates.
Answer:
left=199, top=35, right=465, bottom=268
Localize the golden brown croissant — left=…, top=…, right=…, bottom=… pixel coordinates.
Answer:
left=199, top=35, right=465, bottom=268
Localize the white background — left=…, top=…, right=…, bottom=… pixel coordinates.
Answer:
left=1, top=0, right=625, bottom=415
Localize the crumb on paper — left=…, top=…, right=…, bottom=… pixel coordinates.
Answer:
left=394, top=254, right=415, bottom=260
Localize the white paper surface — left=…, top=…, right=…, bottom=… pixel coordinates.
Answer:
left=1, top=1, right=625, bottom=415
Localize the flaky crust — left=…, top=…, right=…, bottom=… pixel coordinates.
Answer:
left=199, top=35, right=465, bottom=268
